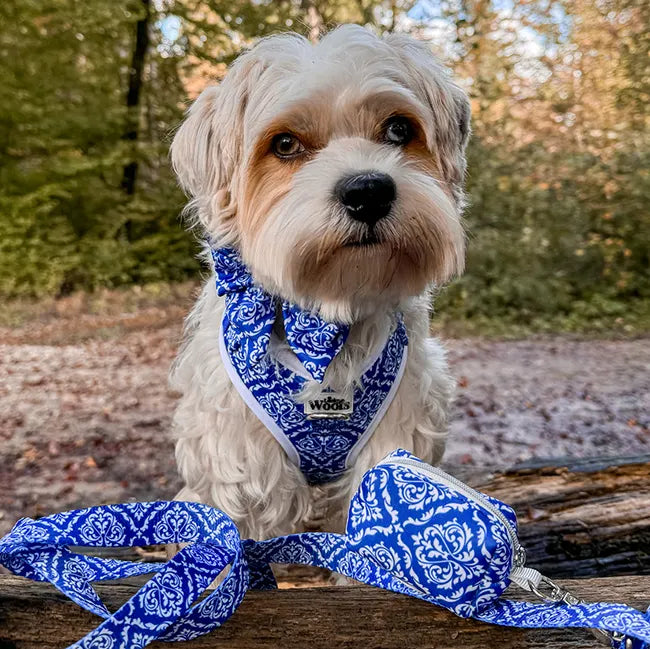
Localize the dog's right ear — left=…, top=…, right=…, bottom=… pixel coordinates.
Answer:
left=171, top=56, right=261, bottom=233
left=171, top=86, right=222, bottom=200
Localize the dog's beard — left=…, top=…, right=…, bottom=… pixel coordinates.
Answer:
left=290, top=195, right=461, bottom=308
left=239, top=143, right=464, bottom=323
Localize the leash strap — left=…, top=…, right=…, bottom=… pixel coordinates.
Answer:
left=0, top=502, right=248, bottom=647
left=2, top=502, right=649, bottom=649
left=253, top=533, right=650, bottom=649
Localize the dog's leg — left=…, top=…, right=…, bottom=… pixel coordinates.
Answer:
left=173, top=396, right=312, bottom=539
left=170, top=285, right=313, bottom=541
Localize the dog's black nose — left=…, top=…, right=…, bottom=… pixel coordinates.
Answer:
left=335, top=172, right=396, bottom=226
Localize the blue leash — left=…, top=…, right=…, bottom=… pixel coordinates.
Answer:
left=2, top=502, right=649, bottom=649
left=2, top=455, right=650, bottom=649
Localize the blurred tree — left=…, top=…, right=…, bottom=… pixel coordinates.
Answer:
left=122, top=0, right=151, bottom=198
left=412, top=0, right=650, bottom=326
left=0, top=1, right=300, bottom=294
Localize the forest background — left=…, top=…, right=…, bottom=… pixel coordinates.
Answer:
left=1, top=0, right=648, bottom=335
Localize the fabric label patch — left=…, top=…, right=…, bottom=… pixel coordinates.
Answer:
left=304, top=392, right=353, bottom=420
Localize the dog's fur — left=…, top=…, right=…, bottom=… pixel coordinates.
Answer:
left=170, top=25, right=470, bottom=540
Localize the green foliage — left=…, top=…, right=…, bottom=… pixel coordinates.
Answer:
left=436, top=141, right=650, bottom=324
left=0, top=0, right=647, bottom=333
left=0, top=1, right=194, bottom=295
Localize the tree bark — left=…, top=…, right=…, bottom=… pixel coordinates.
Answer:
left=1, top=574, right=649, bottom=649
left=470, top=454, right=650, bottom=578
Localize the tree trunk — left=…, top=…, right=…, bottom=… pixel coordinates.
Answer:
left=121, top=0, right=151, bottom=199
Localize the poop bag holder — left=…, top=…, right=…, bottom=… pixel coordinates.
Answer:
left=346, top=447, right=520, bottom=616
left=2, top=449, right=650, bottom=649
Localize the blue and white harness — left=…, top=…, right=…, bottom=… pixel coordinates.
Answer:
left=214, top=247, right=407, bottom=484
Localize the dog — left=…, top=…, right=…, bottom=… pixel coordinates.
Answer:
left=169, top=25, right=470, bottom=541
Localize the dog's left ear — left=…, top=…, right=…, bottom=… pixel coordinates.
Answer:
left=385, top=35, right=471, bottom=190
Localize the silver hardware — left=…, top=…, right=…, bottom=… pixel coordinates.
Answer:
left=591, top=628, right=632, bottom=647
left=526, top=575, right=632, bottom=647
left=514, top=545, right=527, bottom=569
left=527, top=574, right=581, bottom=605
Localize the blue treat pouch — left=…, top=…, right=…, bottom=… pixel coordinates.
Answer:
left=345, top=448, right=522, bottom=617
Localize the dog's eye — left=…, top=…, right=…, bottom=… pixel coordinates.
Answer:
left=271, top=133, right=305, bottom=158
left=383, top=116, right=413, bottom=146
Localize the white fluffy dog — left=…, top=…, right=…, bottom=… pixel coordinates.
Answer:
left=170, top=25, right=470, bottom=540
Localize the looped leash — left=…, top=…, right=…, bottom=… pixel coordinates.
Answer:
left=2, top=464, right=650, bottom=649
left=0, top=501, right=249, bottom=648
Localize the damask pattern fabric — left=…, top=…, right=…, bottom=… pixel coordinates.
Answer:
left=2, top=451, right=650, bottom=649
left=0, top=501, right=249, bottom=648
left=215, top=246, right=408, bottom=484
left=345, top=448, right=516, bottom=617
left=213, top=247, right=349, bottom=382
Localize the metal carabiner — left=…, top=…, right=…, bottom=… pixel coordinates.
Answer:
left=527, top=574, right=580, bottom=605
left=526, top=575, right=634, bottom=647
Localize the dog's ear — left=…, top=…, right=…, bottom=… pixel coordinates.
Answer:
left=384, top=35, right=471, bottom=190
left=171, top=56, right=262, bottom=233
left=171, top=86, right=222, bottom=199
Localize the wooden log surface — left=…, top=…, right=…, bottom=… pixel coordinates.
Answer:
left=469, top=454, right=650, bottom=578
left=1, top=574, right=650, bottom=649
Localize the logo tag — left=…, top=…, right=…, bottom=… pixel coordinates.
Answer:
left=304, top=392, right=353, bottom=420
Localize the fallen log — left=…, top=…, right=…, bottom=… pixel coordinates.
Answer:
left=1, top=574, right=649, bottom=649
left=1, top=455, right=649, bottom=646
left=469, top=454, right=650, bottom=578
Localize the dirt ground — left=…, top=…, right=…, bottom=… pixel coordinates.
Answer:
left=1, top=295, right=648, bottom=536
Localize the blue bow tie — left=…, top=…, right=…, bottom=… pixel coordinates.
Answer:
left=212, top=247, right=349, bottom=383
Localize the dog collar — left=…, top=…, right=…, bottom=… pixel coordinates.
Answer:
left=212, top=247, right=349, bottom=383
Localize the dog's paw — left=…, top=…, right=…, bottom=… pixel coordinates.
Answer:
left=328, top=572, right=356, bottom=586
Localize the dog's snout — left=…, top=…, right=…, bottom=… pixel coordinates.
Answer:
left=335, top=172, right=396, bottom=225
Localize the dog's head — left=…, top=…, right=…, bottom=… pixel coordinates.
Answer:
left=172, top=25, right=470, bottom=321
